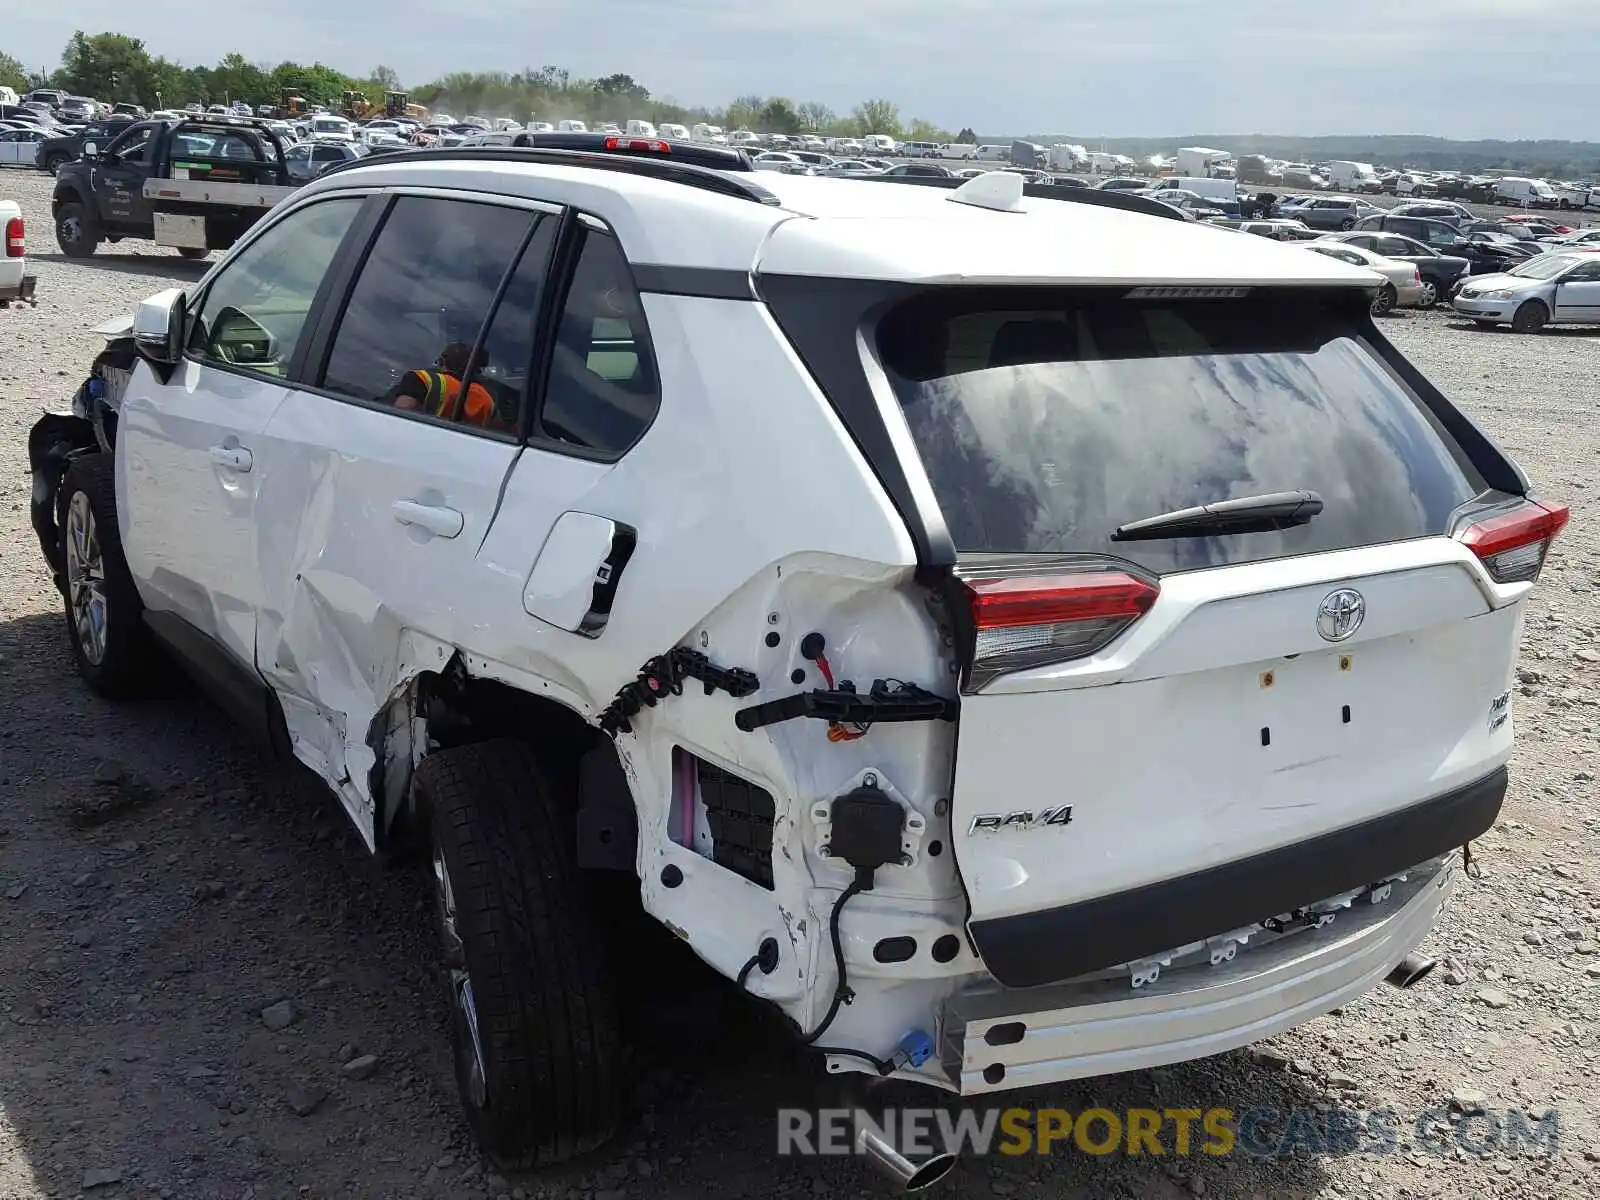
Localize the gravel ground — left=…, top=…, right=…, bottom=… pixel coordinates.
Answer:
left=1, top=169, right=1598, bottom=1200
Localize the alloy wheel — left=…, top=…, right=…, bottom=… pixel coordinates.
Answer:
left=434, top=849, right=488, bottom=1108
left=64, top=491, right=108, bottom=666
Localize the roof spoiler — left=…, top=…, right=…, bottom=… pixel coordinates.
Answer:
left=857, top=172, right=1187, bottom=222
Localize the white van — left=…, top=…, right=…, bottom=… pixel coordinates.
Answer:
left=625, top=119, right=656, bottom=137
left=658, top=123, right=690, bottom=141
left=556, top=119, right=587, bottom=133
left=691, top=123, right=726, bottom=143
left=976, top=144, right=1009, bottom=161
left=0, top=87, right=18, bottom=108
left=1146, top=177, right=1241, bottom=207
left=728, top=130, right=761, bottom=149
left=862, top=133, right=897, bottom=155
left=1327, top=161, right=1382, bottom=193
left=902, top=141, right=941, bottom=159
left=942, top=143, right=977, bottom=160
left=1493, top=177, right=1558, bottom=209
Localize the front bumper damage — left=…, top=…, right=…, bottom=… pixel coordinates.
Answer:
left=943, top=856, right=1454, bottom=1094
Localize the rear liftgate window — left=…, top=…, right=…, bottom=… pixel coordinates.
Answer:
left=875, top=288, right=1486, bottom=575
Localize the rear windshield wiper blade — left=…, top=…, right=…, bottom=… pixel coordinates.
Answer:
left=1111, top=490, right=1324, bottom=542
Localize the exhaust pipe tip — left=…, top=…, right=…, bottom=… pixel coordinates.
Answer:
left=855, top=1124, right=961, bottom=1192
left=1385, top=952, right=1436, bottom=990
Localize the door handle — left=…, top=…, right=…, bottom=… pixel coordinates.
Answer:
left=208, top=445, right=253, bottom=471
left=392, top=499, right=464, bottom=539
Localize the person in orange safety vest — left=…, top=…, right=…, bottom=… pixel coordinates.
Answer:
left=389, top=341, right=507, bottom=430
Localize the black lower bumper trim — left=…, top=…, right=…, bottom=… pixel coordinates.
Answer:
left=969, top=767, right=1507, bottom=989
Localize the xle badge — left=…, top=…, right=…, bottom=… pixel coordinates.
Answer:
left=969, top=806, right=1074, bottom=834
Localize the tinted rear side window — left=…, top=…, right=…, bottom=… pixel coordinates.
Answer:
left=876, top=288, right=1485, bottom=575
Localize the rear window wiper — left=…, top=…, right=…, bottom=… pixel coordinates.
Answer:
left=1111, top=490, right=1324, bottom=542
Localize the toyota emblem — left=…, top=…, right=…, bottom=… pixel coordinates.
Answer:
left=1316, top=589, right=1365, bottom=642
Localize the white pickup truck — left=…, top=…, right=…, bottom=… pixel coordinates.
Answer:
left=1, top=198, right=38, bottom=307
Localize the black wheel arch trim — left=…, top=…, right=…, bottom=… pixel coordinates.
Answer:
left=967, top=766, right=1508, bottom=989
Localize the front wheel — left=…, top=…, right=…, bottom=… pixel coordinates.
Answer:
left=55, top=202, right=101, bottom=258
left=55, top=454, right=155, bottom=697
left=1370, top=284, right=1397, bottom=317
left=1511, top=300, right=1548, bottom=334
left=417, top=739, right=624, bottom=1170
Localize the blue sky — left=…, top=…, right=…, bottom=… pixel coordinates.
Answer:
left=8, top=1, right=1596, bottom=140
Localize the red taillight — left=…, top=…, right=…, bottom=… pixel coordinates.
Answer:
left=960, top=569, right=1159, bottom=690
left=603, top=137, right=670, bottom=154
left=1458, top=500, right=1569, bottom=584
left=4, top=216, right=21, bottom=258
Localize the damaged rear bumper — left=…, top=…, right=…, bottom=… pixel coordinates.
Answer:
left=942, top=857, right=1454, bottom=1095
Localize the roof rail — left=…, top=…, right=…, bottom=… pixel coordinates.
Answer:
left=315, top=144, right=780, bottom=206
left=856, top=172, right=1189, bottom=222
left=512, top=130, right=755, bottom=172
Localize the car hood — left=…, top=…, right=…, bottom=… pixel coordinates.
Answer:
left=1458, top=273, right=1540, bottom=293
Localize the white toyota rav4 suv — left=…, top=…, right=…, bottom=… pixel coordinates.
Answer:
left=27, top=134, right=1566, bottom=1185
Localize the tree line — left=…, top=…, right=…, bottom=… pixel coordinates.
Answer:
left=5, top=33, right=1596, bottom=174
left=0, top=32, right=960, bottom=142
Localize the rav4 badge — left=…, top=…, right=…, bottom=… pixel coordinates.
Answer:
left=969, top=806, right=1074, bottom=834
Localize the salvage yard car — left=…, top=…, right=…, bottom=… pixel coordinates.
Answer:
left=1451, top=248, right=1600, bottom=332
left=26, top=139, right=1567, bottom=1187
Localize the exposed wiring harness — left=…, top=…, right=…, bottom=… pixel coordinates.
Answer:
left=800, top=872, right=895, bottom=1074
left=802, top=635, right=870, bottom=743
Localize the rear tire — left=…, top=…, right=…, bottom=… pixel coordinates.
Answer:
left=55, top=202, right=101, bottom=258
left=1511, top=300, right=1548, bottom=334
left=1417, top=279, right=1439, bottom=307
left=1370, top=284, right=1397, bottom=317
left=417, top=739, right=624, bottom=1170
left=55, top=454, right=155, bottom=698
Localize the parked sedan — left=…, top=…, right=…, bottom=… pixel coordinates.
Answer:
left=878, top=162, right=953, bottom=178
left=0, top=126, right=48, bottom=168
left=1150, top=189, right=1229, bottom=219
left=752, top=151, right=813, bottom=175
left=1549, top=228, right=1600, bottom=249
left=822, top=159, right=879, bottom=177
left=1320, top=231, right=1471, bottom=306
left=1302, top=240, right=1425, bottom=314
left=1452, top=250, right=1600, bottom=332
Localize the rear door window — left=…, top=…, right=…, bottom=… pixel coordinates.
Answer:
left=876, top=288, right=1486, bottom=575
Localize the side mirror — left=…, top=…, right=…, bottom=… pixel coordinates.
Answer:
left=82, top=142, right=97, bottom=158
left=131, top=287, right=187, bottom=365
